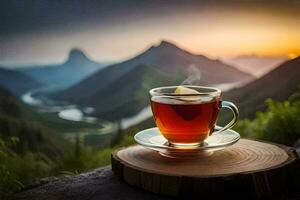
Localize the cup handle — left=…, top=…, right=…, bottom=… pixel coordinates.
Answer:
left=212, top=100, right=239, bottom=135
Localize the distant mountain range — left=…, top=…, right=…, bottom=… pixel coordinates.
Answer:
left=0, top=67, right=41, bottom=95
left=223, top=56, right=300, bottom=119
left=222, top=55, right=287, bottom=77
left=56, top=41, right=253, bottom=120
left=20, top=49, right=106, bottom=89
left=124, top=56, right=300, bottom=131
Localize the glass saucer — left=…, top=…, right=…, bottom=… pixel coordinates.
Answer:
left=134, top=126, right=240, bottom=158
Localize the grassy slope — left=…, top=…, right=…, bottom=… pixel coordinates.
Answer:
left=91, top=64, right=184, bottom=120
left=30, top=111, right=101, bottom=133
left=121, top=57, right=300, bottom=135
left=222, top=56, right=300, bottom=120
left=0, top=87, right=68, bottom=157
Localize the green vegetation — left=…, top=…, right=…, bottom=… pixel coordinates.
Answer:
left=0, top=87, right=67, bottom=156
left=1, top=86, right=300, bottom=199
left=31, top=111, right=101, bottom=133
left=0, top=137, right=55, bottom=199
left=0, top=87, right=119, bottom=199
left=0, top=88, right=65, bottom=199
left=90, top=64, right=184, bottom=120
left=0, top=132, right=136, bottom=199
left=234, top=98, right=300, bottom=146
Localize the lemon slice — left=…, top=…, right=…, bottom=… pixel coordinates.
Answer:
left=174, top=86, right=200, bottom=95
left=174, top=86, right=200, bottom=102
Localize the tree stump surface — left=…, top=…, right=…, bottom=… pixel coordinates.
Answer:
left=13, top=139, right=300, bottom=200
left=112, top=139, right=300, bottom=199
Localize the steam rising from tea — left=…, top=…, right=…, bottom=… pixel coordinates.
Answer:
left=180, top=64, right=202, bottom=86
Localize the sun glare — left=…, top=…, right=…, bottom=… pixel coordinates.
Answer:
left=288, top=53, right=299, bottom=59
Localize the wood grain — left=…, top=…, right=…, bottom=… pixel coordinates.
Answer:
left=112, top=139, right=300, bottom=199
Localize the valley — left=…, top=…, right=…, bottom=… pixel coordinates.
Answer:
left=21, top=88, right=119, bottom=148
left=1, top=40, right=298, bottom=150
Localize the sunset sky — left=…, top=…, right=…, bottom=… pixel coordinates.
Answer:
left=1, top=0, right=300, bottom=66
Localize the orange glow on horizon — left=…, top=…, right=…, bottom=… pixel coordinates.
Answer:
left=288, top=53, right=300, bottom=59
left=169, top=11, right=300, bottom=59
left=1, top=4, right=300, bottom=66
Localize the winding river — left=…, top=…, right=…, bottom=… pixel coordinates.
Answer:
left=22, top=82, right=242, bottom=141
left=21, top=88, right=119, bottom=148
left=21, top=88, right=152, bottom=130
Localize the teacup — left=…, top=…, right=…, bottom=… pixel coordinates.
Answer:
left=150, top=85, right=239, bottom=147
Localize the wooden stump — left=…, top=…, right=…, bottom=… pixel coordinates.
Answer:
left=112, top=139, right=300, bottom=199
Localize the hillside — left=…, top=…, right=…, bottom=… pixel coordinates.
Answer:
left=57, top=41, right=253, bottom=120
left=0, top=67, right=41, bottom=96
left=125, top=56, right=300, bottom=131
left=0, top=87, right=66, bottom=156
left=90, top=64, right=183, bottom=120
left=222, top=56, right=300, bottom=119
left=21, top=49, right=106, bottom=89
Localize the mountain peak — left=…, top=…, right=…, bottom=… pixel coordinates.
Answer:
left=143, top=40, right=203, bottom=59
left=159, top=40, right=176, bottom=47
left=68, top=48, right=89, bottom=61
left=155, top=40, right=178, bottom=49
left=145, top=40, right=183, bottom=55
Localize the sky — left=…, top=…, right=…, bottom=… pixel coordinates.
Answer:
left=0, top=0, right=300, bottom=67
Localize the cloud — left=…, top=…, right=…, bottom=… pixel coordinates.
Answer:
left=1, top=0, right=299, bottom=36
left=0, top=0, right=299, bottom=66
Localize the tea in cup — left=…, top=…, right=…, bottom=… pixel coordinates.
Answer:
left=150, top=86, right=239, bottom=147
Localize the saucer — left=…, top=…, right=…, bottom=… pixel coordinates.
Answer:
left=134, top=126, right=240, bottom=158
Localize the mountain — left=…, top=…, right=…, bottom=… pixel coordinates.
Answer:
left=222, top=56, right=300, bottom=120
left=60, top=41, right=253, bottom=100
left=0, top=67, right=41, bottom=96
left=56, top=41, right=253, bottom=120
left=21, top=49, right=106, bottom=89
left=222, top=55, right=287, bottom=78
left=86, top=64, right=184, bottom=120
left=123, top=56, right=300, bottom=131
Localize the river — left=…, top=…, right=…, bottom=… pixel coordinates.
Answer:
left=22, top=82, right=242, bottom=132
left=21, top=88, right=119, bottom=148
